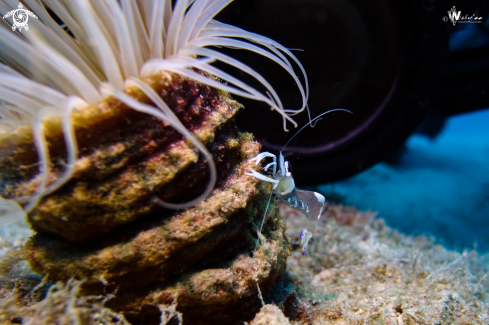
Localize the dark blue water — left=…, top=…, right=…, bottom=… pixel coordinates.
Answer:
left=320, top=108, right=489, bottom=252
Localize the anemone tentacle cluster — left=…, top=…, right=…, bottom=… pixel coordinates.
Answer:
left=0, top=0, right=308, bottom=218
left=0, top=0, right=306, bottom=323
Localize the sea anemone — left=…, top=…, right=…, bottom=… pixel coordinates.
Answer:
left=0, top=0, right=308, bottom=219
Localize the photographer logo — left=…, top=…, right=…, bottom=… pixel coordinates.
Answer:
left=2, top=3, right=38, bottom=32
left=443, top=6, right=483, bottom=26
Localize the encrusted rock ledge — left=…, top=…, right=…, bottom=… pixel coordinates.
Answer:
left=1, top=72, right=242, bottom=242
left=25, top=131, right=289, bottom=324
left=0, top=72, right=291, bottom=324
left=25, top=134, right=271, bottom=288
left=109, top=198, right=288, bottom=324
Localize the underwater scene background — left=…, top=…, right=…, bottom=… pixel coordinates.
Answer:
left=219, top=0, right=489, bottom=253
left=322, top=108, right=489, bottom=253
left=0, top=0, right=488, bottom=324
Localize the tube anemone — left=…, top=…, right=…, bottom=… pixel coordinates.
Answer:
left=0, top=0, right=308, bottom=220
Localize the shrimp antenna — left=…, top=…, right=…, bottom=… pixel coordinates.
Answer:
left=253, top=190, right=274, bottom=254
left=281, top=108, right=353, bottom=151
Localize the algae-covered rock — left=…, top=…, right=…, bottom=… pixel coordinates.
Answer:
left=25, top=134, right=275, bottom=290
left=1, top=72, right=241, bottom=242
left=109, top=207, right=289, bottom=324
left=24, top=142, right=290, bottom=323
left=1, top=70, right=290, bottom=324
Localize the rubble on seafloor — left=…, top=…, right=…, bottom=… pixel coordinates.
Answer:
left=280, top=204, right=489, bottom=325
left=250, top=304, right=291, bottom=325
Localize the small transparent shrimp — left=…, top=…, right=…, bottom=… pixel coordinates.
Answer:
left=246, top=109, right=351, bottom=255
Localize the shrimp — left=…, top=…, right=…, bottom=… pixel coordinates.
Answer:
left=246, top=109, right=352, bottom=255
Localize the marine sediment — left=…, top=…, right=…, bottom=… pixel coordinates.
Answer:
left=280, top=204, right=489, bottom=325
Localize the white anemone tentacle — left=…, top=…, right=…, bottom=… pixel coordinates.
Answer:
left=0, top=0, right=308, bottom=225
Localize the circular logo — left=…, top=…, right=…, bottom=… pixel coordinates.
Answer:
left=2, top=3, right=38, bottom=32
left=13, top=9, right=28, bottom=28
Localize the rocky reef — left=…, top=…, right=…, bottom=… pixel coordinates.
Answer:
left=0, top=73, right=289, bottom=324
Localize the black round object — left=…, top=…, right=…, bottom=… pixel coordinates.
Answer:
left=215, top=0, right=448, bottom=186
